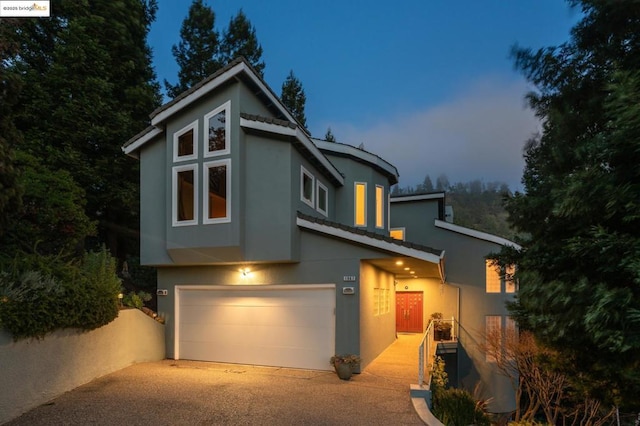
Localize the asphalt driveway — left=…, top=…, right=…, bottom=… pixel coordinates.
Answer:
left=5, top=358, right=425, bottom=425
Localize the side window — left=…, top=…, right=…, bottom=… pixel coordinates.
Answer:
left=301, top=166, right=314, bottom=208
left=173, top=120, right=198, bottom=162
left=204, top=101, right=230, bottom=157
left=203, top=159, right=231, bottom=224
left=355, top=182, right=366, bottom=226
left=485, top=260, right=501, bottom=293
left=316, top=180, right=328, bottom=216
left=390, top=228, right=405, bottom=241
left=485, top=315, right=502, bottom=362
left=172, top=164, right=198, bottom=226
left=505, top=264, right=517, bottom=293
left=375, top=185, right=384, bottom=229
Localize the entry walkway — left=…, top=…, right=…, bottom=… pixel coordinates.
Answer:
left=363, top=332, right=424, bottom=387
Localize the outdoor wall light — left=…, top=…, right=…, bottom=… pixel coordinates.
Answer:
left=240, top=268, right=251, bottom=278
left=395, top=260, right=404, bottom=266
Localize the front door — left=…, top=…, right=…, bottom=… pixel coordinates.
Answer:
left=396, top=291, right=423, bottom=333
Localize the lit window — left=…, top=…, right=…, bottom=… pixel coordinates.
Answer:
left=486, top=260, right=501, bottom=293
left=373, top=288, right=380, bottom=316
left=375, top=185, right=384, bottom=229
left=485, top=315, right=502, bottom=362
left=173, top=120, right=198, bottom=162
left=355, top=182, right=366, bottom=226
left=317, top=181, right=328, bottom=216
left=203, top=159, right=231, bottom=224
left=505, top=264, right=516, bottom=293
left=390, top=228, right=405, bottom=241
left=301, top=166, right=314, bottom=208
left=172, top=164, right=198, bottom=226
left=204, top=101, right=230, bottom=157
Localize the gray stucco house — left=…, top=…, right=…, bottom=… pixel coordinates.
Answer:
left=123, top=57, right=518, bottom=413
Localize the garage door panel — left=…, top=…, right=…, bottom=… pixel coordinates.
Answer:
left=177, top=286, right=335, bottom=370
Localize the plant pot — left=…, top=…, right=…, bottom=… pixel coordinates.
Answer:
left=434, top=328, right=451, bottom=341
left=334, top=362, right=353, bottom=380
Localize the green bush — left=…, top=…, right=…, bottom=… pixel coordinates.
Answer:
left=0, top=247, right=121, bottom=340
left=122, top=290, right=152, bottom=309
left=433, top=388, right=491, bottom=426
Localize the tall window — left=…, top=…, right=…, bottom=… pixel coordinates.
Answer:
left=375, top=185, right=384, bottom=229
left=204, top=101, right=230, bottom=157
left=317, top=181, right=328, bottom=216
left=203, top=159, right=230, bottom=223
left=301, top=166, right=314, bottom=208
left=485, top=315, right=502, bottom=362
left=355, top=182, right=366, bottom=226
left=173, top=121, right=198, bottom=162
left=173, top=165, right=198, bottom=226
left=505, top=264, right=517, bottom=293
left=485, top=260, right=501, bottom=293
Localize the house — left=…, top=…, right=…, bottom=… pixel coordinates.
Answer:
left=123, top=57, right=518, bottom=414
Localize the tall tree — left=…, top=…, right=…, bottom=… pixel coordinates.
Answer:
left=324, top=127, right=336, bottom=142
left=9, top=0, right=161, bottom=259
left=280, top=70, right=307, bottom=130
left=497, top=0, right=640, bottom=409
left=165, top=0, right=220, bottom=98
left=219, top=9, right=265, bottom=76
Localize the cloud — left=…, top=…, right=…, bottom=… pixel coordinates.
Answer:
left=329, top=77, right=540, bottom=191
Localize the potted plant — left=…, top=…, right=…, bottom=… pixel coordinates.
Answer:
left=430, top=312, right=452, bottom=341
left=330, top=354, right=361, bottom=380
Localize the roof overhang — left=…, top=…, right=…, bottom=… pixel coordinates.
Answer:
left=122, top=126, right=163, bottom=158
left=434, top=219, right=521, bottom=250
left=390, top=192, right=445, bottom=203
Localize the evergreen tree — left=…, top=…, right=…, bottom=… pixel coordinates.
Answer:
left=281, top=70, right=307, bottom=130
left=324, top=127, right=336, bottom=142
left=418, top=174, right=434, bottom=192
left=497, top=0, right=640, bottom=408
left=165, top=0, right=220, bottom=98
left=8, top=0, right=161, bottom=259
left=435, top=174, right=450, bottom=191
left=219, top=9, right=265, bottom=76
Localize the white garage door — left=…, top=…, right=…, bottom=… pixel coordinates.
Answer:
left=176, top=285, right=335, bottom=370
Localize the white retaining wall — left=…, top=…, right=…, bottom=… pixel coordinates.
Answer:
left=0, top=309, right=165, bottom=424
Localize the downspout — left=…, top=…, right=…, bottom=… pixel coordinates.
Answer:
left=438, top=251, right=446, bottom=285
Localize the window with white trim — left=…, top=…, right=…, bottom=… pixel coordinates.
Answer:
left=173, top=120, right=198, bottom=162
left=203, top=159, right=231, bottom=224
left=486, top=260, right=501, bottom=293
left=390, top=228, right=405, bottom=241
left=301, top=166, right=314, bottom=208
left=172, top=164, right=198, bottom=226
left=355, top=182, right=366, bottom=226
left=204, top=101, right=230, bottom=157
left=316, top=180, right=328, bottom=216
left=375, top=185, right=384, bottom=229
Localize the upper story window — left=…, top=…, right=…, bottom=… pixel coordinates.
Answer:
left=375, top=185, right=384, bottom=229
left=486, top=260, right=501, bottom=293
left=301, top=166, right=314, bottom=208
left=172, top=164, right=198, bottom=226
left=316, top=180, right=328, bottom=216
left=390, top=227, right=405, bottom=241
left=203, top=159, right=231, bottom=224
left=173, top=120, right=198, bottom=162
left=204, top=101, right=230, bottom=157
left=355, top=182, right=366, bottom=227
left=505, top=264, right=516, bottom=293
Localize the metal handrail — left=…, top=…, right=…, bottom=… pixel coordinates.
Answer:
left=418, top=317, right=458, bottom=386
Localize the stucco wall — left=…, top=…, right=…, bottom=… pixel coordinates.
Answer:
left=0, top=309, right=165, bottom=424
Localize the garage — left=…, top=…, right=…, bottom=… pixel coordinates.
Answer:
left=175, top=284, right=336, bottom=370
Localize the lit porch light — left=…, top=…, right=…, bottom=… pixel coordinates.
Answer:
left=395, top=260, right=404, bottom=266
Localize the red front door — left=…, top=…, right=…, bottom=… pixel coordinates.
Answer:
left=396, top=291, right=423, bottom=333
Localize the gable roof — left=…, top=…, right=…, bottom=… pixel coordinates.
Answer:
left=434, top=219, right=521, bottom=249
left=313, top=139, right=399, bottom=185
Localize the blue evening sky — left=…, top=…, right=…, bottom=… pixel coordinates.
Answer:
left=149, top=1, right=581, bottom=191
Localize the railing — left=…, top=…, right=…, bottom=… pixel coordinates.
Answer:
left=418, top=317, right=457, bottom=386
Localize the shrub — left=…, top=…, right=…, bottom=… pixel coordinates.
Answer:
left=0, top=247, right=121, bottom=340
left=433, top=387, right=491, bottom=426
left=122, top=290, right=152, bottom=309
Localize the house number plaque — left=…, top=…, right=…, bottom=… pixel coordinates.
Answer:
left=343, top=275, right=356, bottom=282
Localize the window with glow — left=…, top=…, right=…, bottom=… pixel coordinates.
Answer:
left=486, top=260, right=501, bottom=293
left=316, top=181, right=328, bottom=216
left=485, top=315, right=502, bottom=362
left=204, top=101, right=230, bottom=157
left=390, top=228, right=405, bottom=241
left=301, top=166, right=314, bottom=208
left=355, top=182, right=366, bottom=226
left=204, top=159, right=230, bottom=223
left=173, top=121, right=198, bottom=162
left=375, top=185, right=384, bottom=228
left=505, top=264, right=516, bottom=293
left=173, top=165, right=198, bottom=226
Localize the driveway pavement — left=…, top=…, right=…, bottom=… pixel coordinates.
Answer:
left=5, top=334, right=426, bottom=425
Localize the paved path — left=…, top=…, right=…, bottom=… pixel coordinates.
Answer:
left=6, top=334, right=426, bottom=425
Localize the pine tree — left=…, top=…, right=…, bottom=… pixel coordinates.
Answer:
left=219, top=9, right=265, bottom=76
left=324, top=127, right=336, bottom=142
left=497, top=0, right=640, bottom=408
left=281, top=70, right=307, bottom=130
left=165, top=0, right=220, bottom=98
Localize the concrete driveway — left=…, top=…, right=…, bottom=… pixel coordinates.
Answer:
left=6, top=335, right=426, bottom=425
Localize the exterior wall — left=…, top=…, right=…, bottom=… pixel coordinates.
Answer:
left=359, top=262, right=396, bottom=368
left=324, top=154, right=391, bottom=234
left=0, top=310, right=165, bottom=424
left=390, top=197, right=443, bottom=243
